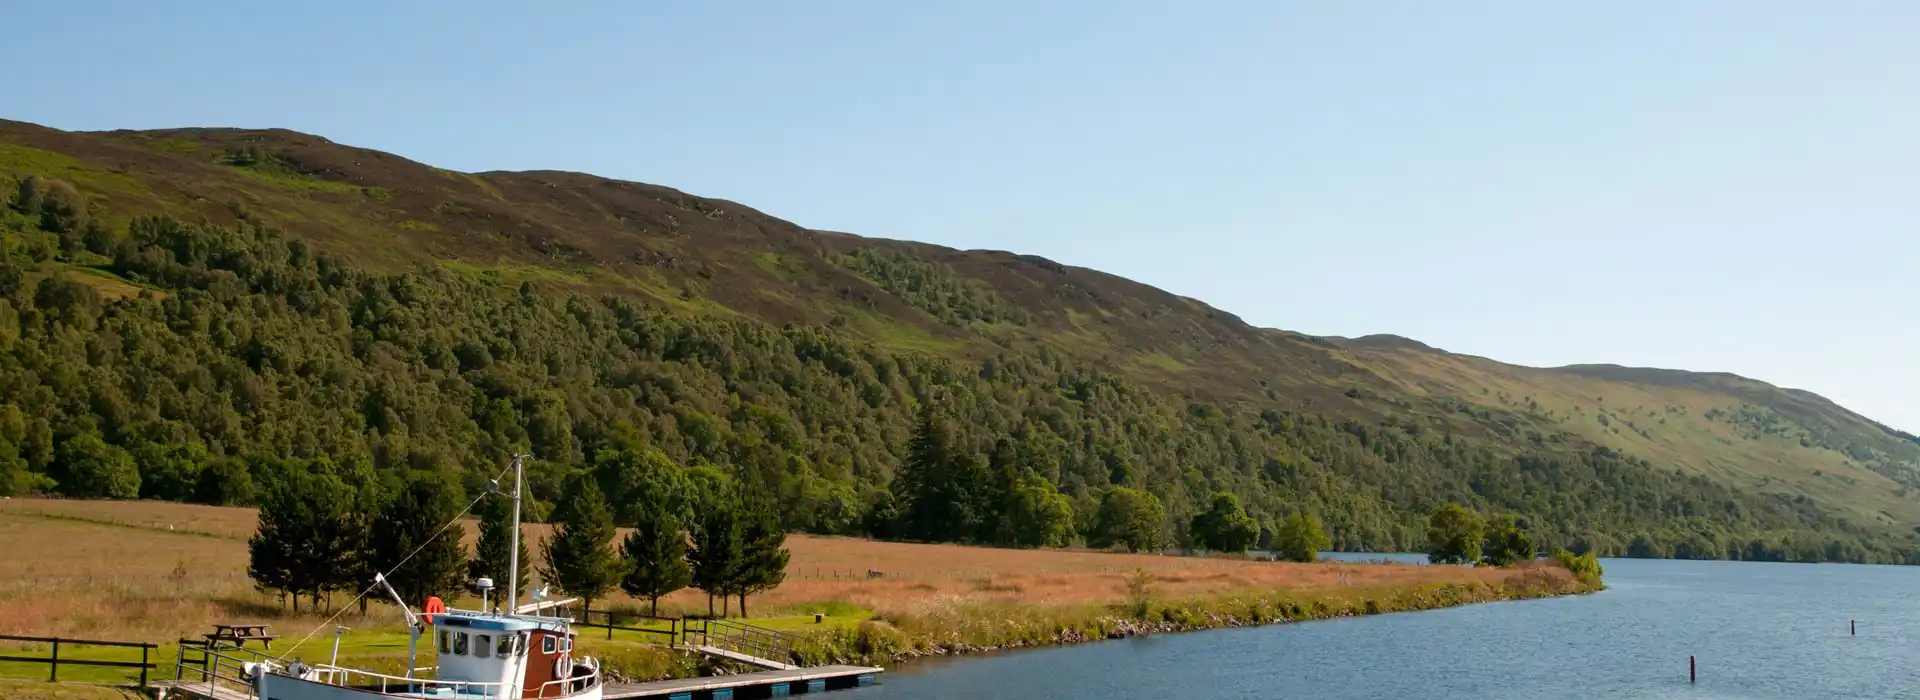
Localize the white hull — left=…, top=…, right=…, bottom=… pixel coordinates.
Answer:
left=257, top=669, right=603, bottom=700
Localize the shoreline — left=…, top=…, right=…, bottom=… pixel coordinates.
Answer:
left=784, top=564, right=1601, bottom=670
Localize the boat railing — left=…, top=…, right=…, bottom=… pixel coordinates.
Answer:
left=532, top=663, right=600, bottom=699
left=306, top=663, right=515, bottom=698
left=176, top=638, right=276, bottom=699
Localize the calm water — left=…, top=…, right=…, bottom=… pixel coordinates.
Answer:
left=844, top=558, right=1920, bottom=699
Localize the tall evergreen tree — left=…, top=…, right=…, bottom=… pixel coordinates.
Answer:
left=620, top=509, right=692, bottom=616
left=689, top=496, right=743, bottom=617
left=894, top=401, right=956, bottom=541
left=540, top=474, right=620, bottom=610
left=247, top=478, right=304, bottom=611
left=470, top=492, right=531, bottom=603
left=371, top=472, right=470, bottom=606
left=735, top=494, right=790, bottom=617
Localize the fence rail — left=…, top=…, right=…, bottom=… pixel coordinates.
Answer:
left=576, top=609, right=680, bottom=643
left=0, top=633, right=158, bottom=686
left=681, top=618, right=798, bottom=665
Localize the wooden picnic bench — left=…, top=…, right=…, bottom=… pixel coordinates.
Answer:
left=205, top=624, right=277, bottom=649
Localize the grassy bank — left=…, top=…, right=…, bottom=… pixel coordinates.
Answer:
left=790, top=563, right=1599, bottom=667
left=0, top=499, right=1601, bottom=690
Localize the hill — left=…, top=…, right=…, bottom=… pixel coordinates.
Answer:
left=1, top=118, right=1916, bottom=562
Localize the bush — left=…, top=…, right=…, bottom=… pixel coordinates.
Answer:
left=1549, top=548, right=1604, bottom=586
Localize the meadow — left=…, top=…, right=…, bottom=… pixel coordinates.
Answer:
left=0, top=498, right=1590, bottom=687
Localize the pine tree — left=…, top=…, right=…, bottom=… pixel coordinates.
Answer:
left=540, top=474, right=620, bottom=610
left=470, top=492, right=531, bottom=603
left=248, top=478, right=303, bottom=611
left=371, top=472, right=470, bottom=606
left=689, top=496, right=743, bottom=617
left=620, top=509, right=691, bottom=616
left=735, top=494, right=790, bottom=617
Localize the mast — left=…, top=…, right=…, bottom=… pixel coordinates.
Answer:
left=506, top=453, right=523, bottom=615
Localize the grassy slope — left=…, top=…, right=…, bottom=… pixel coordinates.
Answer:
left=1, top=118, right=1915, bottom=528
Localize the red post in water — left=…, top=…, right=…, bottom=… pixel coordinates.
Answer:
left=1690, top=656, right=1696, bottom=684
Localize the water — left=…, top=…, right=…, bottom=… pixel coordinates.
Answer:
left=844, top=559, right=1920, bottom=699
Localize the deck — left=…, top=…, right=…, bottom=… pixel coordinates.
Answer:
left=605, top=665, right=883, bottom=699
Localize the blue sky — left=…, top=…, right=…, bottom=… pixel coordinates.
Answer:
left=4, top=2, right=1916, bottom=431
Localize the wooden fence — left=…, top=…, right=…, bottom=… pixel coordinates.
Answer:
left=0, top=634, right=159, bottom=686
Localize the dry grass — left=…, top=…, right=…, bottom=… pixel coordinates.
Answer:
left=0, top=498, right=1506, bottom=640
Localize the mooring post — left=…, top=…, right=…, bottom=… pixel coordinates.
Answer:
left=1689, top=655, right=1696, bottom=684
left=1851, top=619, right=1856, bottom=636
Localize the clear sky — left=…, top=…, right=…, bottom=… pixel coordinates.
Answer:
left=4, top=2, right=1916, bottom=431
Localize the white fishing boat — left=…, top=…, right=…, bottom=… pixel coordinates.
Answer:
left=244, top=456, right=604, bottom=700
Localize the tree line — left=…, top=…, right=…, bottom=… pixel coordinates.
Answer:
left=4, top=175, right=1918, bottom=565
left=248, top=444, right=789, bottom=616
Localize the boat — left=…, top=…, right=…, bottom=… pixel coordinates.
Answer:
left=244, top=455, right=604, bottom=700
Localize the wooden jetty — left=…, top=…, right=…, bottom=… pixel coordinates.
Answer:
left=604, top=665, right=882, bottom=699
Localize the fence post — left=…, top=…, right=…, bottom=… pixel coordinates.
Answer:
left=140, top=644, right=151, bottom=688
left=48, top=639, right=59, bottom=682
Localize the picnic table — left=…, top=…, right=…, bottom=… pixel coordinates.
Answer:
left=206, top=624, right=278, bottom=649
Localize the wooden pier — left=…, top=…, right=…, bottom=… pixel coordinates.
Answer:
left=604, top=665, right=882, bottom=699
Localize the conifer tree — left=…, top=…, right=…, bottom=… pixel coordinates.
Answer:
left=540, top=474, right=620, bottom=610
left=372, top=472, right=469, bottom=606
left=471, top=492, right=531, bottom=603
left=735, top=493, right=790, bottom=617
left=620, top=509, right=691, bottom=616
left=689, top=496, right=743, bottom=617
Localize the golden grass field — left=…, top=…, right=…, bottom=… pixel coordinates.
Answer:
left=0, top=497, right=1517, bottom=644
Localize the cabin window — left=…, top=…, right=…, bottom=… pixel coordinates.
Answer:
left=542, top=636, right=555, bottom=654
left=561, top=636, right=572, bottom=653
left=453, top=632, right=469, bottom=656
left=497, top=634, right=513, bottom=657
left=517, top=633, right=529, bottom=657
left=476, top=634, right=492, bottom=658
left=438, top=631, right=450, bottom=654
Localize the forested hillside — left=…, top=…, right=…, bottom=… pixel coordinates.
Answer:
left=2, top=119, right=1916, bottom=563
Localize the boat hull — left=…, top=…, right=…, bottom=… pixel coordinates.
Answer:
left=257, top=670, right=603, bottom=700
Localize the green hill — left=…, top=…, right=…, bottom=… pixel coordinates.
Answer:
left=2, top=118, right=1915, bottom=561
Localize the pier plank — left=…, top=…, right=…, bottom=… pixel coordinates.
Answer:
left=605, top=665, right=882, bottom=699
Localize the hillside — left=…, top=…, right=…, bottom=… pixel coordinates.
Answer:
left=1, top=118, right=1917, bottom=561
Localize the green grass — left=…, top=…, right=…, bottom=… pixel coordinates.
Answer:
left=0, top=145, right=155, bottom=202
left=0, top=680, right=145, bottom=699
left=225, top=164, right=363, bottom=195
left=397, top=219, right=438, bottom=232
left=438, top=260, right=588, bottom=287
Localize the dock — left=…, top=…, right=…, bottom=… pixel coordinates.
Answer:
left=605, top=665, right=882, bottom=699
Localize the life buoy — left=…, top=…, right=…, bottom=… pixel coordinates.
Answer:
left=422, top=596, right=446, bottom=624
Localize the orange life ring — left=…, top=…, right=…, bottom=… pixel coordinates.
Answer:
left=423, top=596, right=446, bottom=624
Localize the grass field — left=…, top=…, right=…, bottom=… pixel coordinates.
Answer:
left=0, top=498, right=1578, bottom=688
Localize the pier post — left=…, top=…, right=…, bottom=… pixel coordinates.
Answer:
left=1851, top=619, right=1856, bottom=636
left=1689, top=655, right=1695, bottom=684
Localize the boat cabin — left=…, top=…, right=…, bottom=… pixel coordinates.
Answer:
left=432, top=612, right=582, bottom=698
